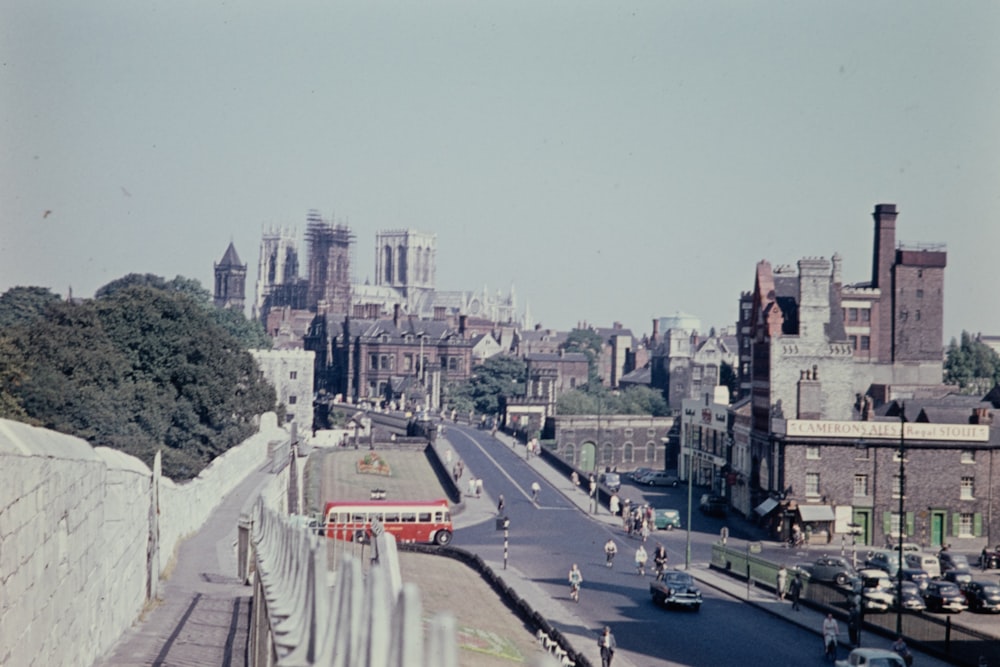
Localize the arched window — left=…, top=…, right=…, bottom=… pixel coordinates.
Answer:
left=382, top=246, right=393, bottom=283
left=563, top=443, right=576, bottom=465
left=645, top=442, right=657, bottom=462
left=602, top=443, right=614, bottom=465
left=623, top=442, right=634, bottom=463
left=397, top=246, right=407, bottom=284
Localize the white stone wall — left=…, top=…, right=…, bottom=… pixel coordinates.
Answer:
left=0, top=413, right=287, bottom=667
left=250, top=349, right=315, bottom=434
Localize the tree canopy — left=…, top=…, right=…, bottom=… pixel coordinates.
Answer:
left=556, top=385, right=669, bottom=417
left=561, top=328, right=605, bottom=386
left=445, top=354, right=525, bottom=416
left=0, top=278, right=277, bottom=479
left=944, top=331, right=1000, bottom=395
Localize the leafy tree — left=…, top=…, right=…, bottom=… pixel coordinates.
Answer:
left=0, top=335, right=29, bottom=419
left=562, top=328, right=605, bottom=386
left=719, top=360, right=738, bottom=402
left=614, top=385, right=670, bottom=416
left=212, top=306, right=273, bottom=350
left=944, top=331, right=1000, bottom=394
left=0, top=286, right=62, bottom=329
left=556, top=384, right=668, bottom=416
left=95, top=273, right=212, bottom=305
left=451, top=355, right=525, bottom=416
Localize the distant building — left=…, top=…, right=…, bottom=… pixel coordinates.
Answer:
left=649, top=328, right=738, bottom=413
left=250, top=348, right=315, bottom=432
left=253, top=227, right=308, bottom=323
left=542, top=414, right=675, bottom=474
left=213, top=242, right=246, bottom=310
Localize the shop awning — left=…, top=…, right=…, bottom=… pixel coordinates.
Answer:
left=797, top=505, right=835, bottom=522
left=754, top=497, right=779, bottom=516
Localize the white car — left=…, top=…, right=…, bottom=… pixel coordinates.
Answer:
left=857, top=569, right=895, bottom=613
left=835, top=648, right=907, bottom=667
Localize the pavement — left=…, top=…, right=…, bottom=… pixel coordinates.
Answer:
left=438, top=428, right=959, bottom=667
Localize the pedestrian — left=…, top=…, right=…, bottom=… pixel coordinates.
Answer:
left=604, top=538, right=618, bottom=568
left=467, top=477, right=476, bottom=497
left=571, top=470, right=580, bottom=489
left=622, top=499, right=632, bottom=530
left=891, top=636, right=912, bottom=666
left=635, top=544, right=648, bottom=576
left=598, top=626, right=616, bottom=667
left=568, top=563, right=583, bottom=603
left=776, top=565, right=788, bottom=600
left=653, top=544, right=668, bottom=580
left=609, top=493, right=620, bottom=517
left=847, top=606, right=860, bottom=646
left=531, top=481, right=541, bottom=503
left=640, top=519, right=650, bottom=543
left=497, top=494, right=505, bottom=514
left=982, top=546, right=990, bottom=571
left=789, top=573, right=802, bottom=611
left=822, top=613, right=839, bottom=661
left=452, top=464, right=460, bottom=483
left=475, top=478, right=483, bottom=499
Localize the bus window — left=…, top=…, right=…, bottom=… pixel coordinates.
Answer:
left=384, top=512, right=399, bottom=523
left=418, top=512, right=431, bottom=522
left=400, top=513, right=416, bottom=523
left=352, top=512, right=367, bottom=523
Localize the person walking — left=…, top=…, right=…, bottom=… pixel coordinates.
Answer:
left=571, top=470, right=580, bottom=489
left=531, top=481, right=541, bottom=503
left=635, top=544, right=648, bottom=576
left=776, top=565, right=788, bottom=600
left=789, top=572, right=803, bottom=611
left=475, top=478, right=483, bottom=499
left=568, top=563, right=583, bottom=603
left=598, top=626, right=617, bottom=667
left=822, top=613, right=840, bottom=661
left=653, top=544, right=668, bottom=580
left=497, top=494, right=505, bottom=514
left=609, top=493, right=620, bottom=517
left=640, top=518, right=651, bottom=543
left=604, top=539, right=618, bottom=568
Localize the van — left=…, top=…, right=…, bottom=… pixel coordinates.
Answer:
left=904, top=552, right=941, bottom=578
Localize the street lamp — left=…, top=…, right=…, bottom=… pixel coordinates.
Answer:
left=896, top=403, right=907, bottom=637
left=685, top=418, right=694, bottom=570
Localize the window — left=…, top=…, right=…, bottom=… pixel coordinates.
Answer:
left=285, top=413, right=294, bottom=423
left=861, top=309, right=871, bottom=322
left=623, top=442, right=634, bottom=462
left=404, top=354, right=413, bottom=371
left=369, top=353, right=378, bottom=370
left=961, top=476, right=975, bottom=500
left=289, top=395, right=297, bottom=405
left=958, top=513, right=974, bottom=538
left=289, top=371, right=298, bottom=380
left=806, top=473, right=820, bottom=497
left=645, top=443, right=657, bottom=462
left=888, top=512, right=907, bottom=539
left=916, top=289, right=924, bottom=299
left=849, top=308, right=858, bottom=321
left=647, top=428, right=657, bottom=438
left=602, top=444, right=614, bottom=464
left=860, top=336, right=870, bottom=351
left=892, top=473, right=904, bottom=498
left=853, top=474, right=868, bottom=496
left=806, top=445, right=821, bottom=460
left=563, top=444, right=576, bottom=465
left=915, top=310, right=921, bottom=321
left=624, top=428, right=633, bottom=437
left=849, top=335, right=858, bottom=350
left=961, top=450, right=975, bottom=464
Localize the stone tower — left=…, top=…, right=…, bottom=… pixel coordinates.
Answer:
left=305, top=210, right=354, bottom=315
left=213, top=242, right=246, bottom=310
left=374, top=229, right=437, bottom=298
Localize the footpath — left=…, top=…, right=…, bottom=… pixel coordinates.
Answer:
left=439, top=429, right=958, bottom=667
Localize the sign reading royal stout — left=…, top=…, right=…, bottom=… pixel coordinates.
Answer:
left=781, top=419, right=989, bottom=442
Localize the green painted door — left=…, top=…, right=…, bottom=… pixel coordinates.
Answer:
left=930, top=512, right=945, bottom=547
left=852, top=509, right=871, bottom=546
left=579, top=442, right=597, bottom=472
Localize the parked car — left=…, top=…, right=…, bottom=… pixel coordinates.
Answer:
left=598, top=472, right=621, bottom=492
left=856, top=569, right=895, bottom=613
left=923, top=581, right=967, bottom=613
left=698, top=493, right=727, bottom=517
left=962, top=580, right=1000, bottom=613
left=865, top=549, right=903, bottom=577
left=899, top=568, right=930, bottom=592
left=941, top=569, right=973, bottom=586
left=893, top=580, right=927, bottom=612
left=649, top=570, right=702, bottom=611
left=903, top=552, right=941, bottom=579
left=627, top=467, right=655, bottom=482
left=652, top=508, right=681, bottom=530
left=978, top=547, right=1000, bottom=570
left=809, top=555, right=858, bottom=586
left=937, top=551, right=971, bottom=574
left=835, top=648, right=907, bottom=667
left=638, top=471, right=680, bottom=487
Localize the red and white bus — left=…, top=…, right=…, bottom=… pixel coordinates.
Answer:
left=323, top=499, right=454, bottom=546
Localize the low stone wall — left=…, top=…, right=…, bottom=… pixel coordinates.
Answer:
left=0, top=414, right=287, bottom=667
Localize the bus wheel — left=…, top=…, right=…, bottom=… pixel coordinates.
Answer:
left=434, top=530, right=453, bottom=546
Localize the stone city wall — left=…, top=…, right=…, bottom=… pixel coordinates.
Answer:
left=0, top=414, right=287, bottom=667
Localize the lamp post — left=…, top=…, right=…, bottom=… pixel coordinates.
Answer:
left=896, top=403, right=907, bottom=637
left=685, top=418, right=694, bottom=570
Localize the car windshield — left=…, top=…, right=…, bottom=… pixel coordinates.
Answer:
left=664, top=573, right=693, bottom=586
left=938, top=584, right=960, bottom=595
left=981, top=585, right=1000, bottom=595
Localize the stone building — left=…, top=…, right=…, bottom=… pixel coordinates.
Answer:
left=650, top=327, right=738, bottom=413
left=249, top=348, right=315, bottom=432
left=543, top=414, right=675, bottom=474
left=680, top=388, right=732, bottom=496
left=213, top=242, right=246, bottom=310
left=524, top=350, right=590, bottom=408
left=253, top=226, right=308, bottom=324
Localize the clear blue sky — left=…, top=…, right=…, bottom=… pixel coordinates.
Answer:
left=3, top=2, right=999, bottom=342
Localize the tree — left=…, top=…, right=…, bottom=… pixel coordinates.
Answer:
left=451, top=355, right=526, bottom=416
left=556, top=385, right=668, bottom=416
left=0, top=286, right=62, bottom=329
left=561, top=328, right=605, bottom=386
left=211, top=306, right=273, bottom=350
left=944, top=331, right=1000, bottom=394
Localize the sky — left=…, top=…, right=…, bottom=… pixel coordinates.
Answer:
left=3, top=2, right=999, bottom=343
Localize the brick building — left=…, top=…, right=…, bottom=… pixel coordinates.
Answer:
left=543, top=414, right=675, bottom=474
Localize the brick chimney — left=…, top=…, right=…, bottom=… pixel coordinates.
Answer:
left=459, top=314, right=467, bottom=336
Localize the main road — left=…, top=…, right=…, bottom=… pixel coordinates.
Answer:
left=444, top=423, right=835, bottom=667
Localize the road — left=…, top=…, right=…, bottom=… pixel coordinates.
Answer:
left=445, top=423, right=843, bottom=667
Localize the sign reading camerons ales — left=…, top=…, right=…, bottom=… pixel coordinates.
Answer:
left=779, top=419, right=989, bottom=442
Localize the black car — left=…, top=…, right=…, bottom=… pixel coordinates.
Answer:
left=942, top=569, right=973, bottom=586
left=894, top=581, right=927, bottom=612
left=923, top=581, right=967, bottom=613
left=808, top=555, right=857, bottom=586
left=698, top=494, right=727, bottom=517
left=938, top=551, right=971, bottom=573
left=899, top=568, right=930, bottom=592
left=650, top=570, right=703, bottom=611
left=962, top=581, right=1000, bottom=613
